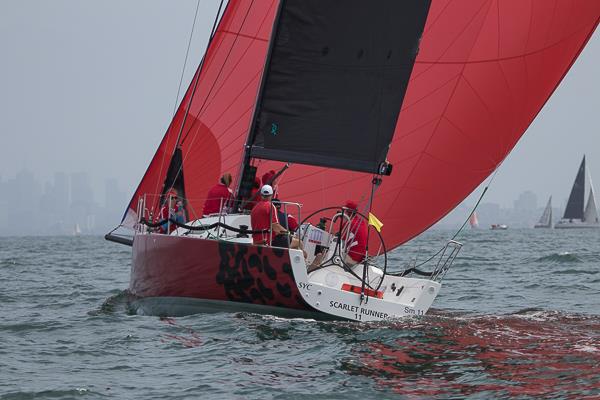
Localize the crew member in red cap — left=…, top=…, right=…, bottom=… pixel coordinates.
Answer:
left=202, top=173, right=233, bottom=216
left=261, top=169, right=278, bottom=198
left=261, top=169, right=276, bottom=186
left=342, top=200, right=368, bottom=265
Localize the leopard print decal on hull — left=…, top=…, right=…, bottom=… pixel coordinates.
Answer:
left=216, top=242, right=307, bottom=309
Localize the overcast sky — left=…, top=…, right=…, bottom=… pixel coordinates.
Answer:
left=0, top=1, right=598, bottom=210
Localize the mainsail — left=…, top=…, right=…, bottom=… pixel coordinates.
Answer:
left=246, top=0, right=431, bottom=174
left=122, top=0, right=600, bottom=250
left=563, top=156, right=586, bottom=220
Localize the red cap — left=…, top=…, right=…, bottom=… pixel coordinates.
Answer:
left=262, top=170, right=276, bottom=185
left=344, top=200, right=358, bottom=210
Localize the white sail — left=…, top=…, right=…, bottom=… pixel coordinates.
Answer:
left=583, top=180, right=599, bottom=224
left=469, top=211, right=479, bottom=228
left=535, top=196, right=553, bottom=228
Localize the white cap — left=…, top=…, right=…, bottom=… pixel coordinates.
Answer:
left=260, top=185, right=273, bottom=196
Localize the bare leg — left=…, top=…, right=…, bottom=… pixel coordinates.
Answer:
left=308, top=252, right=324, bottom=273
left=344, top=254, right=358, bottom=267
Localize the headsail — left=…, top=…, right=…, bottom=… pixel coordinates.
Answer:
left=563, top=156, right=586, bottom=220
left=122, top=0, right=279, bottom=225
left=120, top=0, right=600, bottom=250
left=583, top=177, right=599, bottom=223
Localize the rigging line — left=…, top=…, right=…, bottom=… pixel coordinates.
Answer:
left=151, top=0, right=225, bottom=206
left=157, top=0, right=227, bottom=205
left=177, top=0, right=259, bottom=150
left=125, top=1, right=220, bottom=220
left=173, top=0, right=226, bottom=150
left=179, top=0, right=261, bottom=147
left=172, top=0, right=202, bottom=120
left=165, top=0, right=258, bottom=196
left=152, top=0, right=204, bottom=205
left=412, top=165, right=501, bottom=269
left=179, top=0, right=274, bottom=147
left=382, top=1, right=494, bottom=230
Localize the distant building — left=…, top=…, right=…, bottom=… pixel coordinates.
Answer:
left=105, top=178, right=125, bottom=213
left=514, top=191, right=537, bottom=212
left=70, top=172, right=95, bottom=232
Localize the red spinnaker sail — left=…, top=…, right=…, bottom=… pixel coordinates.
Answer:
left=124, top=0, right=599, bottom=250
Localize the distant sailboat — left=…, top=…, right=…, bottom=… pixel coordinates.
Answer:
left=469, top=212, right=479, bottom=229
left=73, top=223, right=82, bottom=236
left=534, top=196, right=553, bottom=228
left=555, top=156, right=600, bottom=229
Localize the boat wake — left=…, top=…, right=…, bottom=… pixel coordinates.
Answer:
left=91, top=289, right=138, bottom=316
left=87, top=294, right=600, bottom=398
left=335, top=308, right=600, bottom=398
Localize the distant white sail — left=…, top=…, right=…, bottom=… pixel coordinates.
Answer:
left=469, top=211, right=479, bottom=228
left=535, top=196, right=553, bottom=228
left=583, top=182, right=599, bottom=224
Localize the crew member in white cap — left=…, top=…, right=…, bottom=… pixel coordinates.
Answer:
left=250, top=185, right=302, bottom=251
left=251, top=185, right=281, bottom=245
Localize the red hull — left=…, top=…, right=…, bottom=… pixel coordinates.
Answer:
left=131, top=234, right=309, bottom=311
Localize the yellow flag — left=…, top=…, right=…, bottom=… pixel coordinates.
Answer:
left=368, top=212, right=383, bottom=232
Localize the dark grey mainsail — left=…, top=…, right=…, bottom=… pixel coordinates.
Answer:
left=247, top=0, right=432, bottom=174
left=562, top=156, right=586, bottom=220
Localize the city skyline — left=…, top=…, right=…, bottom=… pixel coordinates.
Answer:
left=0, top=169, right=126, bottom=236
left=0, top=166, right=585, bottom=236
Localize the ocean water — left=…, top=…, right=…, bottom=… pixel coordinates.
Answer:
left=1, top=229, right=599, bottom=399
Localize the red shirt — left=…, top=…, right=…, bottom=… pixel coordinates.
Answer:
left=345, top=217, right=368, bottom=262
left=251, top=200, right=279, bottom=245
left=202, top=183, right=232, bottom=215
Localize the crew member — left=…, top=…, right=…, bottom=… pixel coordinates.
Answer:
left=251, top=185, right=304, bottom=251
left=342, top=200, right=367, bottom=266
left=250, top=185, right=285, bottom=245
left=261, top=169, right=278, bottom=197
left=158, top=191, right=179, bottom=234
left=202, top=173, right=233, bottom=216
